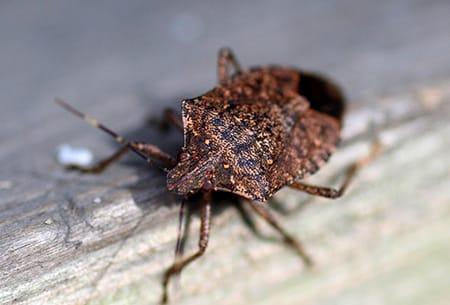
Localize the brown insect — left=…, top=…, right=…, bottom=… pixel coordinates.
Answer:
left=56, top=48, right=379, bottom=303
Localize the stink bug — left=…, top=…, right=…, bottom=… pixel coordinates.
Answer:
left=56, top=47, right=380, bottom=303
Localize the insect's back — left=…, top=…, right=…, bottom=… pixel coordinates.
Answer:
left=167, top=67, right=342, bottom=202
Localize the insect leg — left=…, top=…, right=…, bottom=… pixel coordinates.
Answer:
left=168, top=197, right=189, bottom=293
left=217, top=47, right=242, bottom=85
left=290, top=140, right=383, bottom=198
left=161, top=192, right=212, bottom=304
left=246, top=200, right=313, bottom=266
left=174, top=198, right=188, bottom=262
left=130, top=142, right=176, bottom=168
left=289, top=180, right=347, bottom=199
left=65, top=145, right=129, bottom=174
left=66, top=141, right=176, bottom=173
left=163, top=108, right=183, bottom=132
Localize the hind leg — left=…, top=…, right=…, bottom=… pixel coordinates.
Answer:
left=290, top=140, right=383, bottom=198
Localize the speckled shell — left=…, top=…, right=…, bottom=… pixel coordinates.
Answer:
left=167, top=66, right=343, bottom=202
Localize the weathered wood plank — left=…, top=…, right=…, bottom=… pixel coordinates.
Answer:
left=1, top=81, right=449, bottom=305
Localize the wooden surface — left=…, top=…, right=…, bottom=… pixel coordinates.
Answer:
left=1, top=1, right=450, bottom=305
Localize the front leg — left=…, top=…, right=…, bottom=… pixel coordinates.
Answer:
left=56, top=99, right=176, bottom=170
left=64, top=145, right=129, bottom=174
left=161, top=191, right=212, bottom=304
left=163, top=108, right=183, bottom=132
left=130, top=141, right=176, bottom=168
left=65, top=141, right=176, bottom=174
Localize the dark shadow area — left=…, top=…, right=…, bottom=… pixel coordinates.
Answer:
left=269, top=196, right=314, bottom=216
left=157, top=190, right=314, bottom=268
left=299, top=71, right=346, bottom=124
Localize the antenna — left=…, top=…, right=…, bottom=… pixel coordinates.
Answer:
left=55, top=98, right=161, bottom=169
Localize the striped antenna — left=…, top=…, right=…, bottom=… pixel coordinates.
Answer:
left=55, top=98, right=159, bottom=169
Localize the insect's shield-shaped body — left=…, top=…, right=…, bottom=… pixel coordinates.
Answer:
left=55, top=48, right=372, bottom=305
left=167, top=67, right=341, bottom=201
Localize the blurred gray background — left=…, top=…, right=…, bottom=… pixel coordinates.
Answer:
left=2, top=0, right=450, bottom=154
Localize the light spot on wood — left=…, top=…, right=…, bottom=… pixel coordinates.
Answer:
left=0, top=180, right=12, bottom=190
left=418, top=87, right=444, bottom=110
left=57, top=144, right=93, bottom=167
